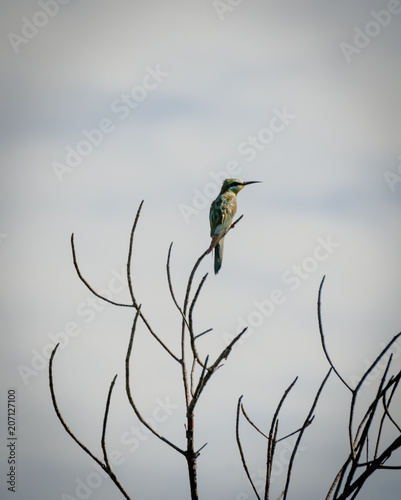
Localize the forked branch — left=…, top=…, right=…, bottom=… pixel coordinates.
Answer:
left=236, top=372, right=330, bottom=500
left=49, top=344, right=130, bottom=500
left=71, top=202, right=180, bottom=362
left=124, top=306, right=186, bottom=456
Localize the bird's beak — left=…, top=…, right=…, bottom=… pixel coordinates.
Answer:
left=241, top=181, right=262, bottom=186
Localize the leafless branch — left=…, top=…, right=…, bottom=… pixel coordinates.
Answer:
left=125, top=306, right=186, bottom=456
left=126, top=200, right=143, bottom=307
left=125, top=204, right=181, bottom=362
left=101, top=374, right=118, bottom=471
left=240, top=403, right=269, bottom=440
left=166, top=242, right=192, bottom=338
left=49, top=345, right=131, bottom=500
left=318, top=276, right=401, bottom=500
left=207, top=214, right=244, bottom=254
left=236, top=375, right=320, bottom=500
left=265, top=377, right=299, bottom=500
left=283, top=369, right=332, bottom=500
left=352, top=332, right=401, bottom=393
left=71, top=233, right=133, bottom=308
left=382, top=375, right=401, bottom=434
left=71, top=202, right=180, bottom=363
left=317, top=276, right=352, bottom=391
left=188, top=327, right=248, bottom=415
left=189, top=272, right=209, bottom=343
left=194, top=328, right=213, bottom=340
left=236, top=395, right=261, bottom=500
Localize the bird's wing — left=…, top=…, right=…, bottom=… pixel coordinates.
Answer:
left=209, top=196, right=235, bottom=236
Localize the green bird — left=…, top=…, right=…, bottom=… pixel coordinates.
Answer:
left=209, top=178, right=261, bottom=274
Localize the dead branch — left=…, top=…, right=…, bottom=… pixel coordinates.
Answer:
left=124, top=306, right=186, bottom=456
left=236, top=395, right=261, bottom=500
left=318, top=276, right=401, bottom=500
left=235, top=374, right=328, bottom=500
left=207, top=214, right=244, bottom=254
left=317, top=276, right=351, bottom=391
left=101, top=374, right=118, bottom=471
left=71, top=203, right=180, bottom=362
left=282, top=369, right=332, bottom=500
left=49, top=345, right=130, bottom=500
left=71, top=233, right=133, bottom=309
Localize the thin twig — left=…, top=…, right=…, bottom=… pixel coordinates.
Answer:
left=49, top=345, right=104, bottom=467
left=240, top=403, right=269, bottom=440
left=101, top=374, right=118, bottom=471
left=125, top=306, right=185, bottom=456
left=265, top=378, right=298, bottom=500
left=189, top=356, right=210, bottom=409
left=188, top=273, right=210, bottom=368
left=71, top=233, right=133, bottom=308
left=49, top=345, right=131, bottom=500
left=196, top=442, right=208, bottom=454
left=188, top=273, right=209, bottom=337
left=71, top=205, right=180, bottom=363
left=240, top=400, right=313, bottom=445
left=236, top=396, right=261, bottom=500
left=194, top=328, right=213, bottom=340
left=125, top=206, right=180, bottom=362
left=317, top=276, right=351, bottom=391
left=352, top=332, right=401, bottom=395
left=374, top=357, right=394, bottom=459
left=126, top=200, right=143, bottom=307
left=188, top=327, right=249, bottom=414
left=276, top=421, right=314, bottom=444
left=283, top=369, right=331, bottom=500
left=382, top=374, right=401, bottom=433
left=166, top=242, right=193, bottom=342
left=265, top=420, right=279, bottom=500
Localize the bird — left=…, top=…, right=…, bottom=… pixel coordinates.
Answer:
left=209, top=178, right=261, bottom=274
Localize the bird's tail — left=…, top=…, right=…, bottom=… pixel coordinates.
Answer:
left=214, top=238, right=224, bottom=274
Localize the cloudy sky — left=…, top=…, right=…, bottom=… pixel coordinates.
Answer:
left=1, top=1, right=401, bottom=499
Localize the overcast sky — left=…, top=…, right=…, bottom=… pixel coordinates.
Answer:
left=1, top=1, right=401, bottom=499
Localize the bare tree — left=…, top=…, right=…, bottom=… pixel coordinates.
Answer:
left=49, top=201, right=247, bottom=500
left=49, top=203, right=401, bottom=499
